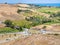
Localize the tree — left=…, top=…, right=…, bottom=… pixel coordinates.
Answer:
left=4, top=20, right=13, bottom=27
left=17, top=9, right=22, bottom=13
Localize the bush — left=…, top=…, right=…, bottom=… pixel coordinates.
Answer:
left=17, top=9, right=22, bottom=13
left=26, top=16, right=42, bottom=26
left=56, top=11, right=60, bottom=17
left=13, top=20, right=32, bottom=29
left=26, top=16, right=51, bottom=26
left=42, top=26, right=47, bottom=29
left=4, top=20, right=13, bottom=27
left=54, top=34, right=59, bottom=36
left=10, top=24, right=15, bottom=29
left=3, top=20, right=24, bottom=32
left=50, top=11, right=60, bottom=17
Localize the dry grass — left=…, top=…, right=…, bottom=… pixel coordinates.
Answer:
left=31, top=24, right=60, bottom=31
left=0, top=4, right=25, bottom=21
left=1, top=34, right=60, bottom=45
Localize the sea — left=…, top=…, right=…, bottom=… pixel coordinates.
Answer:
left=1, top=3, right=60, bottom=7
left=30, top=3, right=60, bottom=7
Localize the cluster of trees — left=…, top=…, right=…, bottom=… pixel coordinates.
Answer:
left=13, top=20, right=32, bottom=29
left=50, top=11, right=60, bottom=17
left=49, top=11, right=60, bottom=23
left=17, top=9, right=32, bottom=13
left=4, top=20, right=32, bottom=32
left=25, top=16, right=51, bottom=26
left=4, top=20, right=23, bottom=31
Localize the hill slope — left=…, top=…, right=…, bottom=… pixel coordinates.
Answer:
left=0, top=4, right=25, bottom=21
left=1, top=34, right=60, bottom=45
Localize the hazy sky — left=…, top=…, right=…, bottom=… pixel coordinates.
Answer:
left=0, top=0, right=60, bottom=3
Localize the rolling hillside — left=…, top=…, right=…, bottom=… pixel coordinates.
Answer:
left=0, top=4, right=25, bottom=21
left=0, top=4, right=60, bottom=45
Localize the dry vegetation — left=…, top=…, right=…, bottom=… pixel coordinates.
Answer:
left=0, top=4, right=25, bottom=21
left=0, top=34, right=60, bottom=45
left=0, top=4, right=60, bottom=45
left=31, top=24, right=60, bottom=31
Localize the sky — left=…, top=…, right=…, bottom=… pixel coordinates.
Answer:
left=0, top=0, right=60, bottom=4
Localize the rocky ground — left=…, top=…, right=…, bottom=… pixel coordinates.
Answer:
left=0, top=34, right=60, bottom=45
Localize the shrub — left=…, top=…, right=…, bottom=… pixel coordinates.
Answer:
left=10, top=24, right=15, bottom=29
left=56, top=11, right=60, bottom=17
left=13, top=20, right=32, bottom=29
left=17, top=9, right=22, bottom=13
left=50, top=11, right=60, bottom=17
left=54, top=34, right=59, bottom=36
left=42, top=26, right=47, bottom=29
left=26, top=16, right=51, bottom=26
left=4, top=20, right=13, bottom=27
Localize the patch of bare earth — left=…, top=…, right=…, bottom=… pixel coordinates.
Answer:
left=1, top=34, right=60, bottom=45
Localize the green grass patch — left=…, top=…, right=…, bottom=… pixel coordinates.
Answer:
left=0, top=27, right=19, bottom=34
left=13, top=20, right=32, bottom=29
